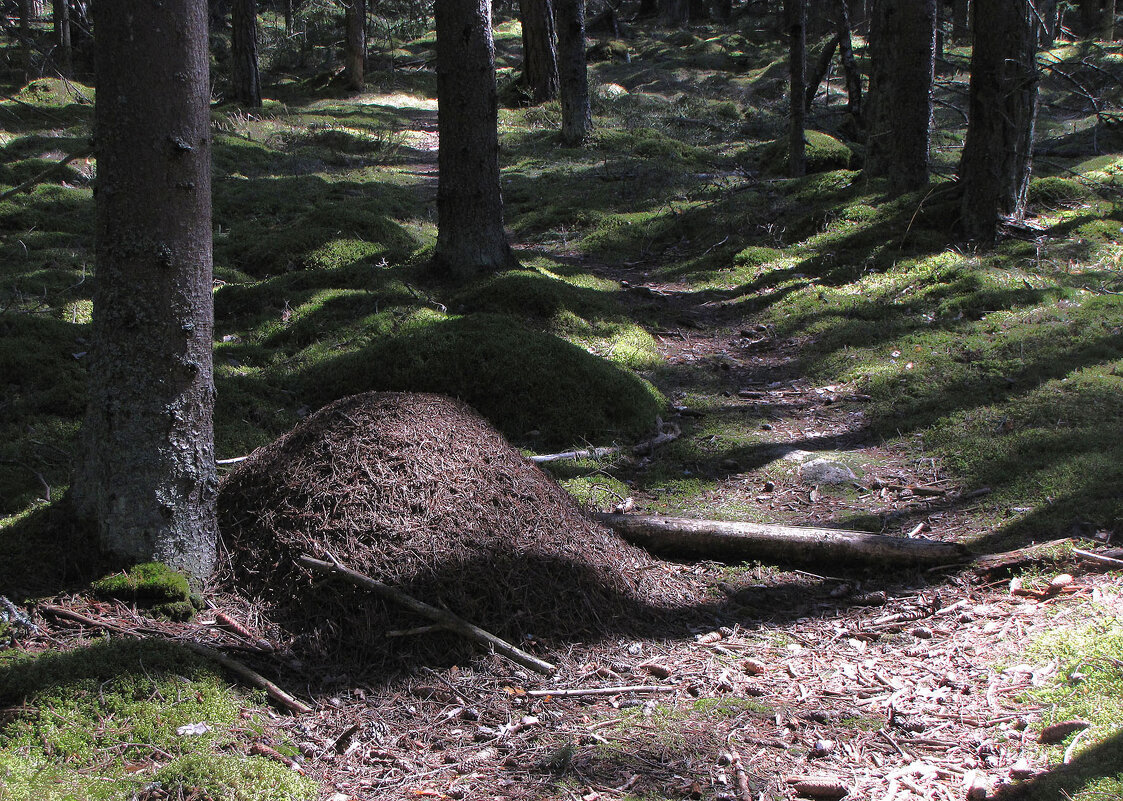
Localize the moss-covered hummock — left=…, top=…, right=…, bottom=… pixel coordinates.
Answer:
left=90, top=562, right=199, bottom=620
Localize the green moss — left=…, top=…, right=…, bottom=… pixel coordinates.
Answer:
left=1028, top=176, right=1097, bottom=206
left=297, top=313, right=665, bottom=447
left=0, top=639, right=315, bottom=801
left=91, top=563, right=196, bottom=619
left=763, top=130, right=854, bottom=174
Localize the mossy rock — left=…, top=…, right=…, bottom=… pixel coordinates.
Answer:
left=91, top=563, right=198, bottom=620
left=1028, top=176, right=1096, bottom=206
left=763, top=130, right=854, bottom=174
left=297, top=313, right=664, bottom=447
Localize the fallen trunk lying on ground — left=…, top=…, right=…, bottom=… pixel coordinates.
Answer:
left=595, top=513, right=970, bottom=567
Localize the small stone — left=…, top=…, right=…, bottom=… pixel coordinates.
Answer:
left=798, top=459, right=857, bottom=486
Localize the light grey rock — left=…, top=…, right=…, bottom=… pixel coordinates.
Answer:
left=799, top=458, right=857, bottom=485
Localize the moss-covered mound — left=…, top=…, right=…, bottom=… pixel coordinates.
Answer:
left=296, top=314, right=664, bottom=447
left=763, top=130, right=854, bottom=174
left=218, top=392, right=700, bottom=671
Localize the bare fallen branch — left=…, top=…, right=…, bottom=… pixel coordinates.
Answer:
left=0, top=147, right=92, bottom=201
left=298, top=553, right=556, bottom=675
left=525, top=684, right=677, bottom=698
left=1073, top=548, right=1123, bottom=570
left=596, top=513, right=969, bottom=567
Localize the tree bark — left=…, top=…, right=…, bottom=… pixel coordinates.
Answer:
left=835, top=0, right=862, bottom=123
left=786, top=0, right=807, bottom=177
left=434, top=0, right=514, bottom=277
left=344, top=0, right=366, bottom=91
left=518, top=0, right=559, bottom=103
left=866, top=0, right=936, bottom=192
left=597, top=514, right=970, bottom=567
left=663, top=0, right=691, bottom=26
left=805, top=34, right=839, bottom=110
left=73, top=0, right=218, bottom=580
left=53, top=0, right=72, bottom=78
left=556, top=0, right=592, bottom=144
left=951, top=0, right=970, bottom=40
left=231, top=0, right=262, bottom=106
left=19, top=0, right=33, bottom=80
left=959, top=0, right=1039, bottom=243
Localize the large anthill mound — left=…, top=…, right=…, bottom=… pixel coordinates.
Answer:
left=217, top=392, right=700, bottom=670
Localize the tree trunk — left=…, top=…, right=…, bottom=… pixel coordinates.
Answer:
left=1037, top=0, right=1058, bottom=46
left=1103, top=0, right=1117, bottom=40
left=74, top=0, right=218, bottom=580
left=434, top=0, right=514, bottom=276
left=865, top=0, right=936, bottom=192
left=835, top=0, right=862, bottom=123
left=19, top=0, right=32, bottom=80
left=231, top=0, right=262, bottom=106
left=556, top=0, right=592, bottom=144
left=53, top=0, right=72, bottom=78
left=344, top=0, right=366, bottom=91
left=786, top=0, right=807, bottom=177
left=518, top=0, right=559, bottom=103
left=638, top=0, right=659, bottom=17
left=951, top=0, right=970, bottom=40
left=805, top=33, right=839, bottom=110
left=959, top=0, right=1039, bottom=243
left=284, top=0, right=294, bottom=31
left=663, top=0, right=691, bottom=26
left=597, top=514, right=970, bottom=567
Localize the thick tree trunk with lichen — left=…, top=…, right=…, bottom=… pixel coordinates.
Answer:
left=959, top=0, right=1039, bottom=243
left=344, top=0, right=366, bottom=90
left=72, top=0, right=218, bottom=580
left=231, top=0, right=262, bottom=106
left=518, top=0, right=559, bottom=102
left=556, top=0, right=591, bottom=144
left=866, top=0, right=936, bottom=192
left=434, top=0, right=514, bottom=276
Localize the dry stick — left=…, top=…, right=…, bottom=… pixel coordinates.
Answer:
left=1073, top=548, right=1123, bottom=570
left=525, top=684, right=677, bottom=698
left=531, top=446, right=619, bottom=464
left=298, top=553, right=556, bottom=675
left=0, top=147, right=91, bottom=201
left=41, top=604, right=311, bottom=715
left=596, top=513, right=969, bottom=567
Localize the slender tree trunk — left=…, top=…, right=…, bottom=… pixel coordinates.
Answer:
left=959, top=0, right=1039, bottom=243
left=638, top=0, right=659, bottom=16
left=952, top=0, right=970, bottom=40
left=19, top=0, right=32, bottom=80
left=284, top=0, right=294, bottom=31
left=231, top=0, right=262, bottom=106
left=556, top=0, right=592, bottom=144
left=1103, top=0, right=1117, bottom=40
left=663, top=0, right=690, bottom=26
left=786, top=0, right=807, bottom=177
left=344, top=0, right=366, bottom=91
left=866, top=0, right=936, bottom=191
left=805, top=34, right=839, bottom=110
left=519, top=0, right=559, bottom=103
left=53, top=0, right=72, bottom=77
left=835, top=0, right=862, bottom=123
left=434, top=0, right=514, bottom=276
left=1038, top=0, right=1057, bottom=46
left=74, top=0, right=218, bottom=580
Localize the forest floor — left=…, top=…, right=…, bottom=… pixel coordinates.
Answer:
left=3, top=14, right=1123, bottom=801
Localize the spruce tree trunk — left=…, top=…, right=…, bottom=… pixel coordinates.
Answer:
left=434, top=0, right=514, bottom=276
left=74, top=0, right=218, bottom=580
left=952, top=0, right=970, bottom=40
left=638, top=0, right=659, bottom=17
left=663, top=0, right=690, bottom=26
left=835, top=0, right=862, bottom=123
left=53, top=0, right=72, bottom=78
left=1037, top=0, right=1057, bottom=46
left=231, top=0, right=262, bottom=106
left=786, top=0, right=807, bottom=177
left=866, top=0, right=936, bottom=192
left=518, top=0, right=559, bottom=102
left=344, top=0, right=366, bottom=90
left=19, top=0, right=32, bottom=80
left=805, top=34, right=839, bottom=110
left=959, top=0, right=1039, bottom=243
left=556, top=0, right=591, bottom=144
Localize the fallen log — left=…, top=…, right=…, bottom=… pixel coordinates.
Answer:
left=298, top=552, right=556, bottom=675
left=595, top=513, right=969, bottom=567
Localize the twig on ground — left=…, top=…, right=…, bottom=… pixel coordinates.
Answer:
left=525, top=684, right=677, bottom=698
left=0, top=147, right=92, bottom=201
left=298, top=552, right=556, bottom=675
left=1073, top=548, right=1123, bottom=570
